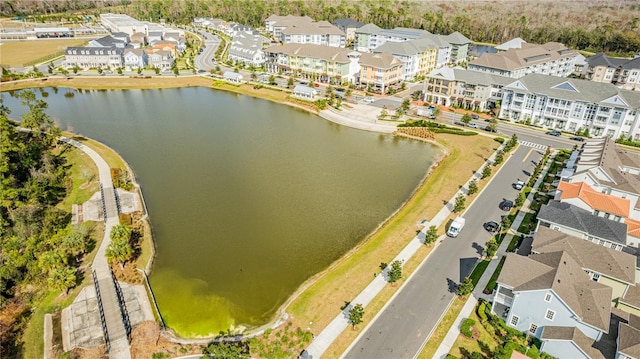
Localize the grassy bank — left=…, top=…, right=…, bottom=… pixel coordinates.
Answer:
left=285, top=133, right=499, bottom=356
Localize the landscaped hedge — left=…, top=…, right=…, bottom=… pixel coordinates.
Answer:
left=433, top=129, right=477, bottom=136
left=460, top=318, right=475, bottom=338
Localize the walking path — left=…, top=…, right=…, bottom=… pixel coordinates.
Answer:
left=60, top=137, right=131, bottom=359
left=432, top=151, right=557, bottom=359
left=303, top=142, right=510, bottom=358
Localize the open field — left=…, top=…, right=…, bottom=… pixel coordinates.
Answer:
left=0, top=39, right=88, bottom=67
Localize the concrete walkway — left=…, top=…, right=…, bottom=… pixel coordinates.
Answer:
left=432, top=151, right=557, bottom=359
left=303, top=142, right=509, bottom=358
left=319, top=106, right=397, bottom=133
left=61, top=137, right=131, bottom=359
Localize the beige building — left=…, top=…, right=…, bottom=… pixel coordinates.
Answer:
left=586, top=53, right=640, bottom=91
left=358, top=52, right=403, bottom=93
left=469, top=42, right=579, bottom=78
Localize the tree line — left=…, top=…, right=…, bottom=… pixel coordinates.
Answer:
left=3, top=0, right=639, bottom=56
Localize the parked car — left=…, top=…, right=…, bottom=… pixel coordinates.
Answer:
left=467, top=123, right=478, bottom=129
left=484, top=221, right=500, bottom=232
left=363, top=97, right=375, bottom=103
left=546, top=130, right=562, bottom=136
left=484, top=126, right=496, bottom=132
left=471, top=114, right=479, bottom=120
left=499, top=199, right=514, bottom=211
left=454, top=121, right=466, bottom=126
left=514, top=180, right=525, bottom=190
left=570, top=136, right=585, bottom=141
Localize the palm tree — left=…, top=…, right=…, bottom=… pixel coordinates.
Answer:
left=110, top=224, right=131, bottom=242
left=48, top=266, right=77, bottom=294
left=106, top=237, right=133, bottom=269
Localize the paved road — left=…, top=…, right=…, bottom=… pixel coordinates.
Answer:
left=343, top=145, right=542, bottom=359
left=194, top=30, right=221, bottom=71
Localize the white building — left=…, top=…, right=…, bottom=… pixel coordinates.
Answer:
left=228, top=32, right=265, bottom=67
left=499, top=73, right=640, bottom=140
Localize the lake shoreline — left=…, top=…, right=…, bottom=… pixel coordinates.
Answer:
left=2, top=77, right=450, bottom=342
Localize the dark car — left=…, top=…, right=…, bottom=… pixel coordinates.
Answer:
left=454, top=121, right=466, bottom=126
left=471, top=114, right=479, bottom=120
left=546, top=130, right=562, bottom=136
left=484, top=126, right=497, bottom=132
left=570, top=136, right=584, bottom=142
left=484, top=221, right=500, bottom=232
left=499, top=199, right=514, bottom=211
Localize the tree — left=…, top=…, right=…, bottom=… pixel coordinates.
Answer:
left=387, top=260, right=402, bottom=285
left=97, top=67, right=103, bottom=74
left=73, top=65, right=80, bottom=74
left=425, top=225, right=438, bottom=244
left=481, top=165, right=492, bottom=179
left=453, top=193, right=466, bottom=213
left=457, top=276, right=474, bottom=296
left=400, top=97, right=411, bottom=113
left=378, top=105, right=389, bottom=120
left=137, top=67, right=143, bottom=75
left=515, top=192, right=526, bottom=207
left=116, top=66, right=123, bottom=75
left=173, top=66, right=179, bottom=76
left=268, top=74, right=275, bottom=85
left=251, top=71, right=257, bottom=81
left=203, top=341, right=249, bottom=359
left=348, top=303, right=364, bottom=329
left=287, top=77, right=294, bottom=88
left=493, top=150, right=504, bottom=165
left=110, top=224, right=132, bottom=242
left=488, top=118, right=498, bottom=131
left=484, top=238, right=499, bottom=258
left=47, top=265, right=76, bottom=294
left=501, top=216, right=512, bottom=230
left=468, top=179, right=479, bottom=195
left=154, top=67, right=161, bottom=75
left=461, top=113, right=472, bottom=125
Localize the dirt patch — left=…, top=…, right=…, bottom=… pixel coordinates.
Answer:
left=66, top=345, right=108, bottom=359
left=130, top=321, right=203, bottom=359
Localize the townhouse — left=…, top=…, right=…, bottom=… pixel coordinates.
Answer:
left=358, top=52, right=404, bottom=93
left=123, top=48, right=147, bottom=69
left=469, top=42, right=579, bottom=78
left=88, top=35, right=126, bottom=48
left=585, top=53, right=640, bottom=91
left=423, top=67, right=513, bottom=111
left=493, top=250, right=612, bottom=359
left=498, top=74, right=640, bottom=140
left=64, top=47, right=124, bottom=69
left=228, top=32, right=266, bottom=67
left=145, top=49, right=174, bottom=69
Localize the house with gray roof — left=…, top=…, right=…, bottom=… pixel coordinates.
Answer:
left=88, top=35, right=126, bottom=48
left=493, top=251, right=612, bottom=359
left=123, top=48, right=147, bottom=70
left=423, top=67, right=513, bottom=111
left=498, top=73, right=640, bottom=140
left=469, top=42, right=578, bottom=79
left=332, top=18, right=364, bottom=41
left=279, top=20, right=346, bottom=48
left=586, top=53, right=640, bottom=91
left=265, top=14, right=314, bottom=38
left=228, top=32, right=265, bottom=67
left=372, top=38, right=439, bottom=80
left=495, top=37, right=527, bottom=51
left=292, top=85, right=316, bottom=99
left=537, top=201, right=630, bottom=249
left=223, top=71, right=244, bottom=84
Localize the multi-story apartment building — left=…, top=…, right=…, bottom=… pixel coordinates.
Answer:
left=423, top=67, right=512, bottom=111
left=372, top=38, right=438, bottom=80
left=280, top=20, right=346, bottom=48
left=469, top=42, right=579, bottom=78
left=499, top=73, right=640, bottom=140
left=64, top=47, right=124, bottom=69
left=585, top=53, right=640, bottom=91
left=264, top=15, right=312, bottom=38
left=263, top=43, right=361, bottom=83
left=228, top=32, right=265, bottom=67
left=358, top=52, right=403, bottom=93
left=332, top=18, right=364, bottom=42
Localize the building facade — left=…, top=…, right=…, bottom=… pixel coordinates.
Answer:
left=64, top=47, right=123, bottom=69
left=498, top=74, right=640, bottom=140
left=586, top=53, right=640, bottom=91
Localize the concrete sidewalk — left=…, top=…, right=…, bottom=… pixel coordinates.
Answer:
left=303, top=142, right=510, bottom=359
left=432, top=151, right=557, bottom=359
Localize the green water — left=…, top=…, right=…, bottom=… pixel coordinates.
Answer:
left=2, top=87, right=439, bottom=336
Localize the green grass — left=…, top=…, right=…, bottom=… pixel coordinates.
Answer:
left=484, top=256, right=507, bottom=295
left=469, top=259, right=491, bottom=286
left=448, top=309, right=499, bottom=358
left=517, top=212, right=537, bottom=234
left=506, top=235, right=522, bottom=253
left=57, top=144, right=100, bottom=211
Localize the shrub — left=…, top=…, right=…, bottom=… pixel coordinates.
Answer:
left=477, top=301, right=488, bottom=322
left=494, top=137, right=505, bottom=144
left=460, top=318, right=475, bottom=338
left=482, top=165, right=492, bottom=179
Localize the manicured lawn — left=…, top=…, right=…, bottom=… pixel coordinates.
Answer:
left=57, top=144, right=99, bottom=211
left=0, top=39, right=88, bottom=67
left=469, top=259, right=490, bottom=286
left=517, top=212, right=537, bottom=234
left=484, top=256, right=507, bottom=295
left=448, top=310, right=498, bottom=358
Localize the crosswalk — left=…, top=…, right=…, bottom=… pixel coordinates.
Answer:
left=518, top=140, right=549, bottom=151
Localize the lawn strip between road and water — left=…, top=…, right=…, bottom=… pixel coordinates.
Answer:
left=285, top=134, right=499, bottom=354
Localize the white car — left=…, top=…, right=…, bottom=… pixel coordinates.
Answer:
left=363, top=97, right=375, bottom=103
left=514, top=181, right=525, bottom=190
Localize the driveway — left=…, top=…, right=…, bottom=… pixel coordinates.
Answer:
left=343, top=145, right=542, bottom=359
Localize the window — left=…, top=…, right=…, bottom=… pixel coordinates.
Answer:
left=546, top=309, right=555, bottom=321
left=510, top=315, right=519, bottom=326
left=544, top=293, right=552, bottom=302
left=529, top=323, right=538, bottom=334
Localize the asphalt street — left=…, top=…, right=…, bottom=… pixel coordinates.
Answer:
left=343, top=145, right=543, bottom=359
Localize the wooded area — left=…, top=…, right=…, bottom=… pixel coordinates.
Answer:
left=2, top=0, right=639, bottom=56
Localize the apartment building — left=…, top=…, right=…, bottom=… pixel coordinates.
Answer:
left=498, top=73, right=640, bottom=140
left=358, top=52, right=403, bottom=93
left=585, top=53, right=640, bottom=91
left=228, top=32, right=265, bottom=67
left=469, top=42, right=579, bottom=78
left=64, top=47, right=124, bottom=69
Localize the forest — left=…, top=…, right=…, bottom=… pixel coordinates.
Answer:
left=0, top=93, right=96, bottom=357
left=1, top=0, right=639, bottom=56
